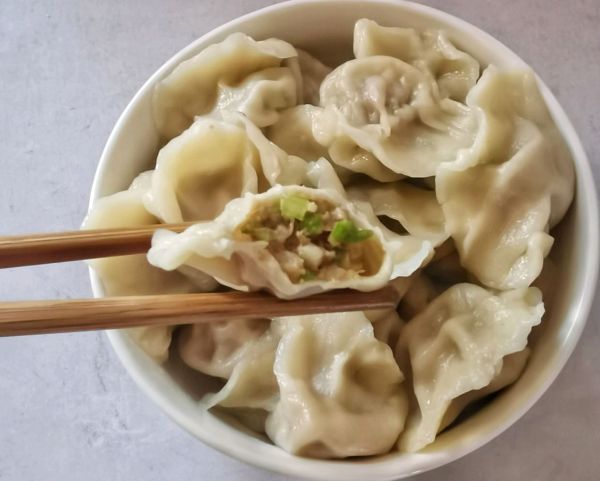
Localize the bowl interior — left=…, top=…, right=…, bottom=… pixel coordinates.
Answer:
left=89, top=1, right=598, bottom=479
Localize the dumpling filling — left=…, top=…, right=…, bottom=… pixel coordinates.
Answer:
left=236, top=195, right=384, bottom=283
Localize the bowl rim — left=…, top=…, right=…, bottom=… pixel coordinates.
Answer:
left=88, top=0, right=600, bottom=479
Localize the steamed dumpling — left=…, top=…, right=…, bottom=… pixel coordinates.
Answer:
left=203, top=312, right=409, bottom=457
left=143, top=117, right=266, bottom=223
left=203, top=325, right=281, bottom=410
left=397, top=283, right=544, bottom=452
left=436, top=67, right=575, bottom=289
left=316, top=56, right=476, bottom=178
left=154, top=33, right=300, bottom=139
left=231, top=113, right=309, bottom=186
left=267, top=106, right=355, bottom=183
left=265, top=312, right=408, bottom=458
left=267, top=105, right=331, bottom=162
left=438, top=348, right=530, bottom=432
left=211, top=67, right=298, bottom=128
left=178, top=318, right=271, bottom=379
left=83, top=172, right=201, bottom=296
left=147, top=184, right=432, bottom=299
left=143, top=114, right=308, bottom=223
left=82, top=171, right=217, bottom=362
left=353, top=18, right=480, bottom=101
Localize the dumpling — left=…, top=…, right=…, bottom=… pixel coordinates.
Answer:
left=304, top=157, right=347, bottom=194
left=127, top=325, right=175, bottom=364
left=267, top=107, right=355, bottom=183
left=203, top=324, right=281, bottom=411
left=438, top=348, right=530, bottom=432
left=82, top=172, right=217, bottom=362
left=148, top=184, right=432, bottom=299
left=143, top=114, right=308, bottom=223
left=143, top=117, right=264, bottom=223
left=211, top=67, right=298, bottom=128
left=316, top=114, right=403, bottom=182
left=265, top=312, right=408, bottom=458
left=231, top=113, right=309, bottom=187
left=316, top=56, right=476, bottom=178
left=353, top=18, right=480, bottom=101
left=267, top=105, right=331, bottom=162
left=178, top=318, right=270, bottom=379
left=83, top=172, right=200, bottom=296
left=153, top=33, right=299, bottom=139
left=347, top=180, right=448, bottom=246
left=436, top=67, right=575, bottom=289
left=396, top=283, right=544, bottom=452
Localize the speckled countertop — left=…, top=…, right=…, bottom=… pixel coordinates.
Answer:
left=1, top=1, right=599, bottom=479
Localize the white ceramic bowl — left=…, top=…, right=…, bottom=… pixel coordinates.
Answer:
left=88, top=1, right=599, bottom=479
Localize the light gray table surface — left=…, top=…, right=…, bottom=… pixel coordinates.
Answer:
left=1, top=0, right=599, bottom=479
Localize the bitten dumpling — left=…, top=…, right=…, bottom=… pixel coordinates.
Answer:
left=147, top=184, right=431, bottom=299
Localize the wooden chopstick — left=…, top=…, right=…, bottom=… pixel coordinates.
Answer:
left=0, top=223, right=190, bottom=268
left=0, top=226, right=398, bottom=337
left=0, top=287, right=399, bottom=337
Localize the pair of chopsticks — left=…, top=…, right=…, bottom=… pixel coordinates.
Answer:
left=0, top=224, right=398, bottom=336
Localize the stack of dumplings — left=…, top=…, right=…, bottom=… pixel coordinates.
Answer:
left=83, top=19, right=574, bottom=457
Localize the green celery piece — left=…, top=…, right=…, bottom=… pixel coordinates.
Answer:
left=329, top=219, right=373, bottom=244
left=300, top=270, right=317, bottom=282
left=279, top=196, right=311, bottom=221
left=300, top=212, right=323, bottom=235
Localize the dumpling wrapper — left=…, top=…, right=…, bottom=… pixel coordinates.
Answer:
left=82, top=172, right=217, bottom=362
left=153, top=32, right=300, bottom=139
left=143, top=114, right=308, bottom=223
left=211, top=66, right=298, bottom=128
left=316, top=56, right=476, bottom=178
left=438, top=348, right=530, bottom=432
left=396, top=283, right=544, bottom=452
left=267, top=107, right=355, bottom=183
left=144, top=117, right=265, bottom=223
left=436, top=67, right=575, bottom=289
left=178, top=318, right=271, bottom=379
left=267, top=105, right=331, bottom=162
left=353, top=18, right=480, bottom=101
left=203, top=325, right=281, bottom=411
left=265, top=312, right=408, bottom=458
left=147, top=184, right=432, bottom=299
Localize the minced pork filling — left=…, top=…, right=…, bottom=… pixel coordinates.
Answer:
left=235, top=195, right=384, bottom=283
